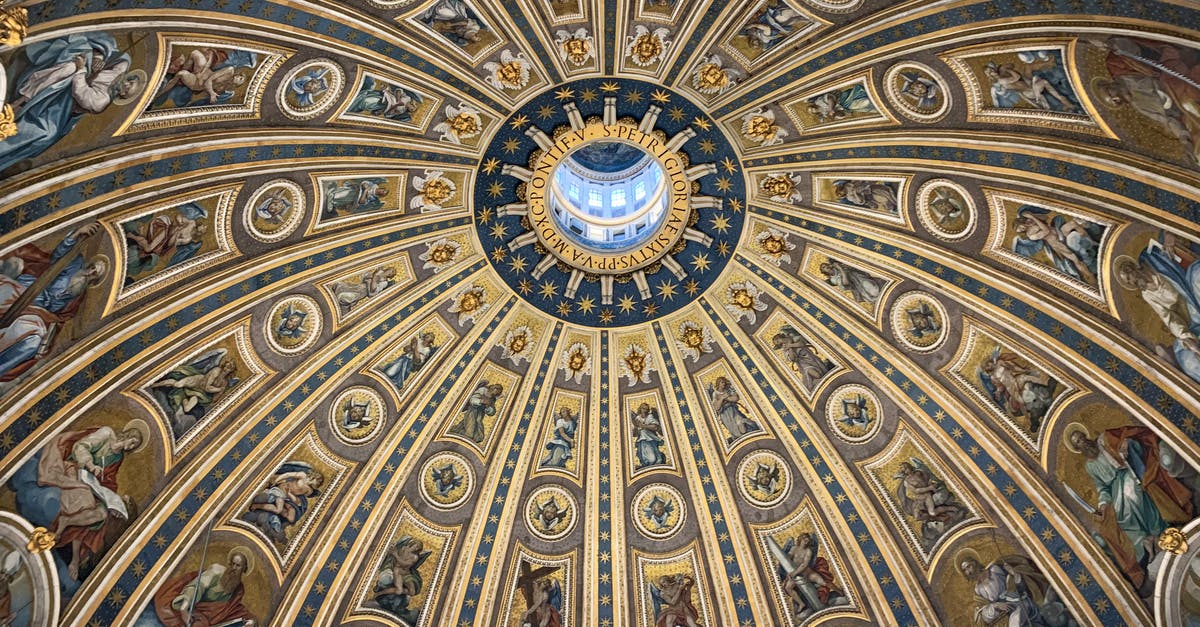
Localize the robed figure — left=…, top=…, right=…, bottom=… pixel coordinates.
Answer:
left=151, top=548, right=256, bottom=627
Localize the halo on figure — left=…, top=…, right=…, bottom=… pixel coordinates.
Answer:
left=86, top=254, right=111, bottom=287
left=1112, top=255, right=1140, bottom=291
left=1089, top=77, right=1122, bottom=110
left=1063, top=421, right=1092, bottom=454
left=121, top=418, right=151, bottom=452
left=228, top=546, right=255, bottom=574
left=953, top=547, right=983, bottom=576
left=113, top=70, right=148, bottom=106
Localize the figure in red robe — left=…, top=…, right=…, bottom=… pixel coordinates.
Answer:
left=153, top=548, right=256, bottom=627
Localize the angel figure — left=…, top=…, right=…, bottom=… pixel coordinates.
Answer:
left=894, top=459, right=965, bottom=548
left=324, top=178, right=388, bottom=217
left=533, top=497, right=566, bottom=531
left=275, top=304, right=308, bottom=340
left=382, top=331, right=439, bottom=392
left=152, top=47, right=256, bottom=108
left=240, top=461, right=324, bottom=545
left=255, top=188, right=292, bottom=225
left=768, top=533, right=848, bottom=619
left=707, top=376, right=760, bottom=443
left=430, top=462, right=463, bottom=497
left=374, top=536, right=431, bottom=623
left=448, top=380, right=503, bottom=443
left=289, top=67, right=330, bottom=108
left=650, top=574, right=703, bottom=627
left=643, top=495, right=674, bottom=531
left=927, top=187, right=966, bottom=226
left=750, top=461, right=782, bottom=496
left=340, top=397, right=371, bottom=430
left=739, top=2, right=808, bottom=51
left=123, top=202, right=208, bottom=283
left=977, top=348, right=1058, bottom=433
left=898, top=71, right=943, bottom=110
left=348, top=77, right=424, bottom=122
left=984, top=55, right=1079, bottom=112
left=806, top=85, right=876, bottom=123
left=515, top=562, right=563, bottom=627
left=1011, top=205, right=1103, bottom=286
left=330, top=266, right=398, bottom=312
left=771, top=326, right=834, bottom=391
left=150, top=348, right=239, bottom=436
left=837, top=395, right=871, bottom=430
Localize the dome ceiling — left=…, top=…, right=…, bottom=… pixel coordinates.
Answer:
left=0, top=1, right=1198, bottom=626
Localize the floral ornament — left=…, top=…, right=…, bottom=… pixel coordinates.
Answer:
left=411, top=170, right=458, bottom=212
left=675, top=321, right=713, bottom=362
left=420, top=237, right=462, bottom=272
left=725, top=281, right=768, bottom=324
left=0, top=105, right=17, bottom=140
left=691, top=55, right=739, bottom=95
left=740, top=107, right=788, bottom=146
left=759, top=172, right=803, bottom=204
left=500, top=325, right=534, bottom=365
left=625, top=25, right=671, bottom=67
left=449, top=284, right=489, bottom=326
left=555, top=28, right=594, bottom=66
left=483, top=49, right=531, bottom=91
left=621, top=343, right=655, bottom=387
left=434, top=103, right=483, bottom=144
left=560, top=342, right=591, bottom=384
left=755, top=228, right=795, bottom=266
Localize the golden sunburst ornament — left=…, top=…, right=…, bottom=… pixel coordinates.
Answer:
left=675, top=321, right=713, bottom=362
left=621, top=343, right=654, bottom=387
left=419, top=237, right=462, bottom=272
left=560, top=342, right=591, bottom=384
left=692, top=55, right=739, bottom=95
left=740, top=107, right=788, bottom=146
left=434, top=103, right=483, bottom=144
left=555, top=28, right=594, bottom=66
left=449, top=285, right=489, bottom=326
left=626, top=25, right=670, bottom=66
left=501, top=325, right=534, bottom=364
left=725, top=281, right=768, bottom=324
left=484, top=50, right=531, bottom=91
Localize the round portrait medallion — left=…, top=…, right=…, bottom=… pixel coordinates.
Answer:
left=884, top=62, right=952, bottom=123
left=244, top=179, right=306, bottom=243
left=329, top=386, right=385, bottom=445
left=890, top=291, right=949, bottom=353
left=915, top=179, right=976, bottom=241
left=420, top=451, right=475, bottom=510
left=631, top=483, right=686, bottom=540
left=825, top=384, right=882, bottom=443
left=277, top=58, right=345, bottom=120
left=525, top=484, right=578, bottom=541
left=264, top=294, right=322, bottom=355
left=736, top=450, right=792, bottom=508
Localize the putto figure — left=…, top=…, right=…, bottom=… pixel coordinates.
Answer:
left=767, top=532, right=849, bottom=619
left=650, top=574, right=703, bottom=627
left=373, top=536, right=431, bottom=624
left=239, top=461, right=324, bottom=546
left=894, top=458, right=966, bottom=549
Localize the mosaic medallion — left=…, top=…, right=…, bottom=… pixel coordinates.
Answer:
left=737, top=450, right=792, bottom=508
left=631, top=483, right=686, bottom=540
left=915, top=179, right=976, bottom=241
left=525, top=485, right=578, bottom=541
left=825, top=384, right=882, bottom=443
left=420, top=451, right=475, bottom=510
left=890, top=291, right=949, bottom=353
left=475, top=77, right=746, bottom=326
left=329, top=386, right=385, bottom=445
left=264, top=294, right=322, bottom=355
left=243, top=179, right=306, bottom=242
left=277, top=58, right=345, bottom=120
left=884, top=62, right=952, bottom=123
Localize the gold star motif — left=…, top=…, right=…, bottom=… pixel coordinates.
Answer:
left=577, top=296, right=595, bottom=313
left=502, top=138, right=521, bottom=154
left=580, top=88, right=598, bottom=102
left=600, top=81, right=620, bottom=92
left=490, top=247, right=507, bottom=262
left=728, top=198, right=744, bottom=212
left=668, top=106, right=686, bottom=122
left=518, top=278, right=533, bottom=294
left=487, top=181, right=505, bottom=197
left=710, top=214, right=731, bottom=233
left=721, top=156, right=738, bottom=173
left=625, top=90, right=643, bottom=103
left=599, top=309, right=614, bottom=324
left=481, top=157, right=501, bottom=175
left=656, top=280, right=678, bottom=301
left=477, top=206, right=494, bottom=223
left=539, top=281, right=559, bottom=299
left=717, top=241, right=731, bottom=256
left=643, top=301, right=659, bottom=316
left=490, top=223, right=509, bottom=239
left=715, top=176, right=733, bottom=192
left=509, top=114, right=529, bottom=129
left=555, top=87, right=575, bottom=100
left=651, top=89, right=671, bottom=103
left=698, top=138, right=717, bottom=154
left=692, top=116, right=712, bottom=131
left=684, top=279, right=701, bottom=295
left=617, top=294, right=637, bottom=313
left=509, top=255, right=528, bottom=273
left=556, top=301, right=573, bottom=315
left=691, top=253, right=711, bottom=272
left=538, top=104, right=556, bottom=119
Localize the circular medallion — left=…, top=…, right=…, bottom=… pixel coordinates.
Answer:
left=277, top=58, right=345, bottom=120
left=890, top=291, right=949, bottom=353
left=915, top=179, right=976, bottom=241
left=475, top=78, right=746, bottom=326
left=329, top=386, right=385, bottom=445
left=884, top=62, right=952, bottom=123
left=631, top=483, right=686, bottom=540
left=825, top=384, right=882, bottom=443
left=244, top=179, right=306, bottom=242
left=525, top=485, right=577, bottom=541
left=264, top=295, right=322, bottom=354
left=420, top=452, right=475, bottom=510
left=736, top=450, right=792, bottom=507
